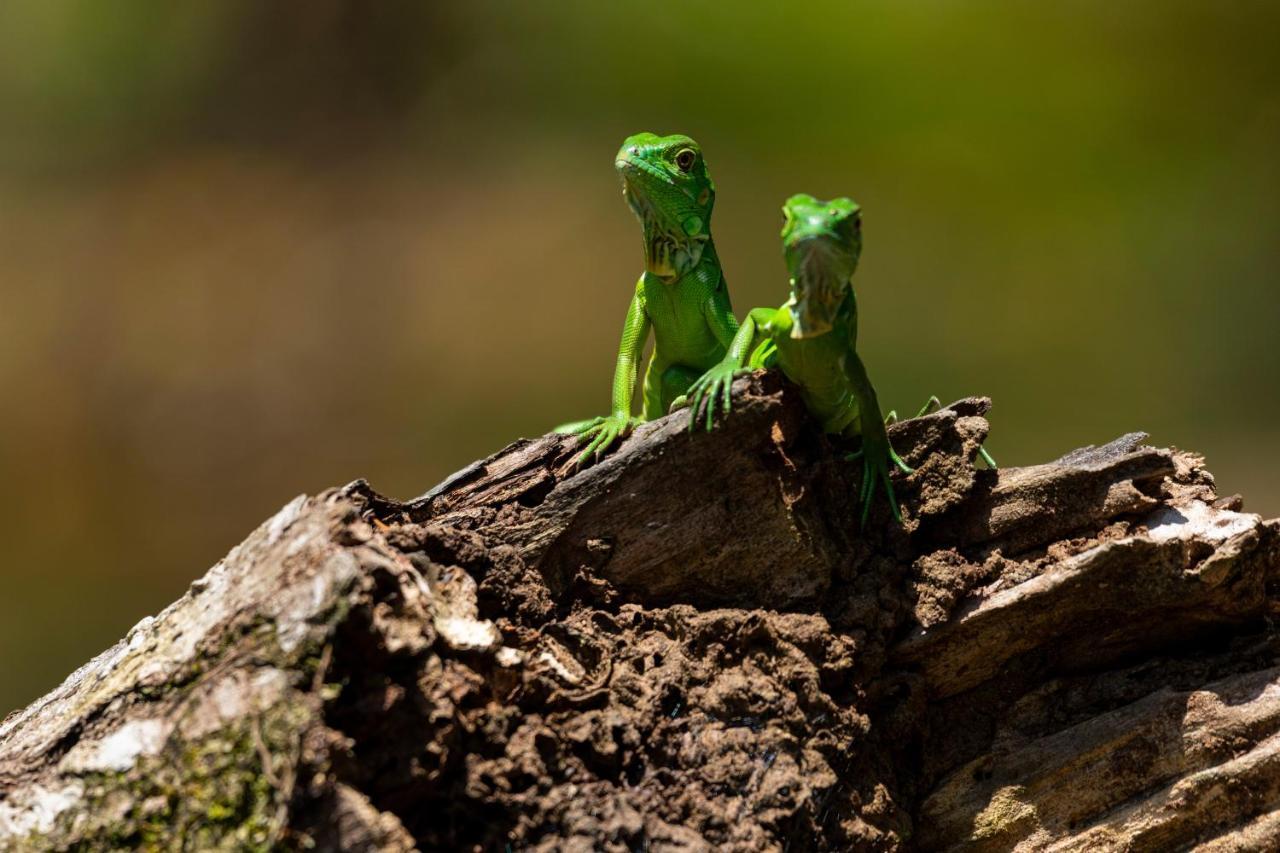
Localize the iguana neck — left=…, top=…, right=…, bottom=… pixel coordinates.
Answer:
left=640, top=220, right=714, bottom=281
left=787, top=247, right=856, bottom=338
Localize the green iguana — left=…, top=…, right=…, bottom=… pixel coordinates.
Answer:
left=557, top=133, right=739, bottom=464
left=683, top=193, right=912, bottom=524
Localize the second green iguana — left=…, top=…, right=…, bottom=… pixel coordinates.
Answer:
left=683, top=193, right=912, bottom=523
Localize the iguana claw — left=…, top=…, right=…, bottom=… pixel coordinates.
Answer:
left=562, top=413, right=641, bottom=467
left=684, top=359, right=749, bottom=433
left=847, top=434, right=912, bottom=526
left=748, top=339, right=777, bottom=369
left=554, top=417, right=605, bottom=435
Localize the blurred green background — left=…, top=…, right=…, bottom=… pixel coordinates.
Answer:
left=2, top=0, right=1278, bottom=715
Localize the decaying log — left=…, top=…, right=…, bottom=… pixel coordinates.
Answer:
left=2, top=372, right=1278, bottom=851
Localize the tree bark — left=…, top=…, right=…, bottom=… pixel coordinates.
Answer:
left=2, top=372, right=1277, bottom=851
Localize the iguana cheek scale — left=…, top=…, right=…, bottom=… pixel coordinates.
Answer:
left=555, top=133, right=739, bottom=465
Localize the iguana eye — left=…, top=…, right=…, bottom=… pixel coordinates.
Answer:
left=674, top=149, right=696, bottom=172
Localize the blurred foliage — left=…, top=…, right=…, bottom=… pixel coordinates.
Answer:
left=1, top=0, right=1278, bottom=714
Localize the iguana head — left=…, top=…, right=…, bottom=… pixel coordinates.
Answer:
left=781, top=193, right=862, bottom=339
left=616, top=132, right=715, bottom=280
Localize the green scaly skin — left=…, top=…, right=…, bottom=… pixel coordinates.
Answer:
left=556, top=133, right=739, bottom=464
left=685, top=194, right=911, bottom=524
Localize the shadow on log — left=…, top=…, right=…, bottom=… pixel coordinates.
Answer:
left=2, top=372, right=1278, bottom=851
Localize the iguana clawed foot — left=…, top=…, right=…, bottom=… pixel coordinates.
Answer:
left=845, top=435, right=913, bottom=526
left=558, top=413, right=642, bottom=467
left=679, top=359, right=751, bottom=433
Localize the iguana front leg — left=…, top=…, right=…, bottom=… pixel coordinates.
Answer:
left=557, top=280, right=649, bottom=465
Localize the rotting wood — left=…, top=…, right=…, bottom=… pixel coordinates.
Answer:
left=3, top=372, right=1278, bottom=851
